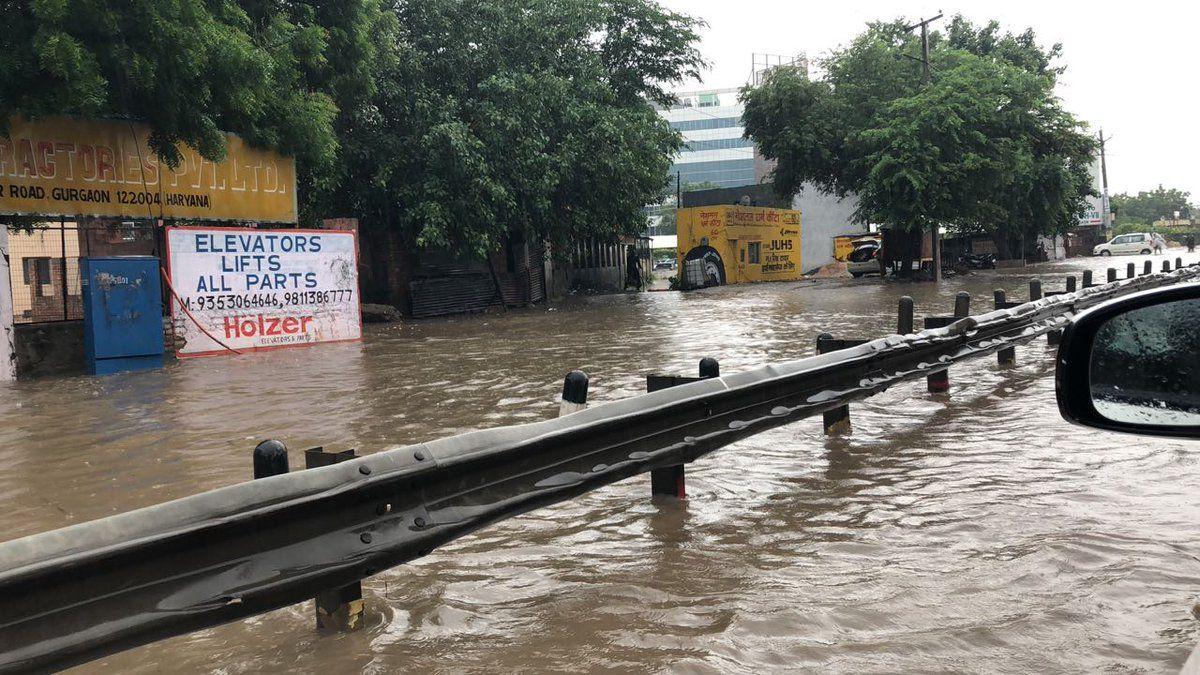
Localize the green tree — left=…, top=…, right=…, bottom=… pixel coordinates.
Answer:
left=1111, top=186, right=1192, bottom=226
left=652, top=181, right=723, bottom=235
left=310, top=0, right=705, bottom=257
left=741, top=16, right=1095, bottom=275
left=0, top=0, right=386, bottom=172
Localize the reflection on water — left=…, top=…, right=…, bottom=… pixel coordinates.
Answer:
left=2, top=254, right=1199, bottom=673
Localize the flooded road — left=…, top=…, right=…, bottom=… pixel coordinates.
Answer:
left=2, top=253, right=1199, bottom=673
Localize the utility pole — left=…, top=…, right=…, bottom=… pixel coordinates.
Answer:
left=905, top=12, right=943, bottom=281
left=1097, top=129, right=1112, bottom=236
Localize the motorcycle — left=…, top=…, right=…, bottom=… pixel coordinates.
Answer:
left=957, top=252, right=996, bottom=269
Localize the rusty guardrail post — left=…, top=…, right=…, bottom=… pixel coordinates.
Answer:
left=1082, top=270, right=1093, bottom=288
left=817, top=335, right=851, bottom=435
left=559, top=370, right=589, bottom=416
left=306, top=447, right=365, bottom=632
left=646, top=358, right=719, bottom=499
left=924, top=293, right=969, bottom=393
left=1107, top=268, right=1117, bottom=283
left=254, top=442, right=366, bottom=633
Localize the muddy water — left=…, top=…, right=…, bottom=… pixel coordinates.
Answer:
left=2, top=254, right=1199, bottom=673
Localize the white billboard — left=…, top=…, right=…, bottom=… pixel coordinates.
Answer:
left=165, top=227, right=361, bottom=358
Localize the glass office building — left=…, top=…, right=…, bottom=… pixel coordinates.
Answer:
left=659, top=89, right=757, bottom=188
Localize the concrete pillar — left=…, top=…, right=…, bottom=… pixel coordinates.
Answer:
left=1143, top=260, right=1152, bottom=276
left=0, top=227, right=13, bottom=382
left=1126, top=262, right=1135, bottom=279
left=1066, top=276, right=1077, bottom=293
left=897, top=296, right=914, bottom=334
left=1082, top=270, right=1093, bottom=288
left=559, top=371, right=588, bottom=416
left=1107, top=268, right=1117, bottom=283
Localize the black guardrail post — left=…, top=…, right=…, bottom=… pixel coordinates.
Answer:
left=1029, top=279, right=1042, bottom=301
left=994, top=290, right=1016, bottom=366
left=559, top=370, right=589, bottom=417
left=1177, top=257, right=1183, bottom=270
left=305, top=448, right=365, bottom=632
left=1163, top=260, right=1172, bottom=273
left=1127, top=262, right=1136, bottom=279
left=1066, top=276, right=1077, bottom=293
left=1107, top=268, right=1117, bottom=283
left=898, top=296, right=914, bottom=334
left=253, top=439, right=289, bottom=479
left=647, top=358, right=719, bottom=499
left=1143, top=260, right=1152, bottom=275
left=817, top=334, right=851, bottom=435
left=1082, top=270, right=1093, bottom=288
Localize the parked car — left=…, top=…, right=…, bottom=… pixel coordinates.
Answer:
left=1092, top=233, right=1154, bottom=256
left=846, top=239, right=882, bottom=277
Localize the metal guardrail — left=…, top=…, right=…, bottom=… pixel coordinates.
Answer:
left=2, top=263, right=1198, bottom=672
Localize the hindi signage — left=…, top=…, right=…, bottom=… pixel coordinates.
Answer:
left=165, top=227, right=360, bottom=358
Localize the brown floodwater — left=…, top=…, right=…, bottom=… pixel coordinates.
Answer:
left=2, top=253, right=1199, bottom=673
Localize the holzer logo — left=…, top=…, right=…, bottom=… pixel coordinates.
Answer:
left=779, top=227, right=799, bottom=236
left=224, top=314, right=314, bottom=339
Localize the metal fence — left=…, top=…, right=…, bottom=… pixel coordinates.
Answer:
left=2, top=261, right=1197, bottom=673
left=6, top=220, right=160, bottom=323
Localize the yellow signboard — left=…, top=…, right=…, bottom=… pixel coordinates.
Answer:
left=676, top=205, right=802, bottom=285
left=0, top=116, right=296, bottom=223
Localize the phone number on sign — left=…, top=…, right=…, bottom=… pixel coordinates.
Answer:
left=182, top=290, right=355, bottom=311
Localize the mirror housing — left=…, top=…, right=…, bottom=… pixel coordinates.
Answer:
left=1056, top=283, right=1200, bottom=438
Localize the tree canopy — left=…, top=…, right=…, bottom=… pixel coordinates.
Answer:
left=1111, top=186, right=1193, bottom=226
left=308, top=0, right=704, bottom=256
left=741, top=15, right=1096, bottom=265
left=0, top=0, right=388, bottom=170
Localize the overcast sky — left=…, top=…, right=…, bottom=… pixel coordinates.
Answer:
left=658, top=0, right=1199, bottom=203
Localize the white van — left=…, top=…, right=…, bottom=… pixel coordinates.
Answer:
left=1093, top=233, right=1153, bottom=256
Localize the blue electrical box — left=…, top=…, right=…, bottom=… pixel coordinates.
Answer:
left=81, top=257, right=165, bottom=376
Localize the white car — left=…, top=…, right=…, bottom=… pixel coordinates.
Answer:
left=1093, top=233, right=1154, bottom=256
left=846, top=240, right=882, bottom=277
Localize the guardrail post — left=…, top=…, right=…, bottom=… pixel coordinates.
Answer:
left=817, top=335, right=850, bottom=435
left=559, top=370, right=589, bottom=416
left=252, top=439, right=289, bottom=479
left=994, top=290, right=1016, bottom=366
left=898, top=296, right=914, bottom=334
left=648, top=358, right=718, bottom=499
left=1107, top=268, right=1117, bottom=283
left=1143, top=260, right=1153, bottom=276
left=1066, top=276, right=1077, bottom=292
left=924, top=294, right=967, bottom=394
left=1163, top=260, right=1172, bottom=273
left=1127, top=262, right=1135, bottom=279
left=1177, top=257, right=1183, bottom=270
left=1029, top=279, right=1042, bottom=301
left=1082, top=270, right=1093, bottom=288
left=305, top=447, right=366, bottom=632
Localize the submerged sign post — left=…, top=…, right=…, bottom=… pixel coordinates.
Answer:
left=165, top=228, right=361, bottom=358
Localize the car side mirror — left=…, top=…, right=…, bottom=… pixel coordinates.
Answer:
left=1056, top=284, right=1200, bottom=438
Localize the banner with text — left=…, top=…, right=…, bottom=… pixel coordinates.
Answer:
left=166, top=228, right=360, bottom=358
left=1, top=116, right=296, bottom=222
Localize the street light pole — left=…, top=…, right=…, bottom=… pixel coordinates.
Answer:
left=906, top=12, right=943, bottom=281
